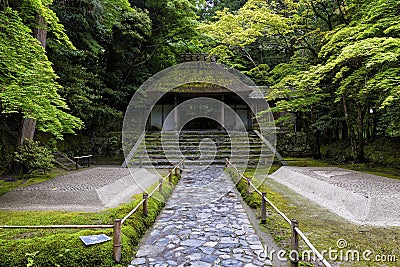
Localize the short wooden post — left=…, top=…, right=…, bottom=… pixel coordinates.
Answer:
left=290, top=219, right=299, bottom=267
left=225, top=158, right=229, bottom=167
left=261, top=192, right=267, bottom=224
left=139, top=155, right=142, bottom=168
left=143, top=193, right=148, bottom=217
left=87, top=156, right=91, bottom=167
left=175, top=166, right=178, bottom=175
left=247, top=178, right=252, bottom=196
left=159, top=178, right=163, bottom=193
left=113, top=219, right=122, bottom=263
left=75, top=158, right=79, bottom=170
left=168, top=170, right=172, bottom=183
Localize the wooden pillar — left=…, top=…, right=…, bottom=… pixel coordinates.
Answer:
left=247, top=178, right=252, bottom=196
left=143, top=193, right=148, bottom=217
left=113, top=219, right=122, bottom=263
left=290, top=220, right=299, bottom=267
left=159, top=178, right=163, bottom=193
left=221, top=95, right=225, bottom=129
left=174, top=94, right=178, bottom=130
left=261, top=192, right=267, bottom=224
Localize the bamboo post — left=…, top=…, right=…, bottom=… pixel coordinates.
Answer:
left=159, top=178, right=163, bottom=193
left=113, top=219, right=122, bottom=263
left=290, top=220, right=299, bottom=267
left=168, top=169, right=172, bottom=183
left=143, top=193, right=148, bottom=217
left=247, top=178, right=252, bottom=196
left=261, top=192, right=267, bottom=224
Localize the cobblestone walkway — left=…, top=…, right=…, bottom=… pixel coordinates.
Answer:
left=129, top=166, right=272, bottom=267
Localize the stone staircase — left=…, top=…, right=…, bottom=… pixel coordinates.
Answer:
left=127, top=131, right=274, bottom=168
left=53, top=152, right=80, bottom=170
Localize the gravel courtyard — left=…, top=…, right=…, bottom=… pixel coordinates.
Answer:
left=0, top=167, right=160, bottom=212
left=270, top=166, right=400, bottom=226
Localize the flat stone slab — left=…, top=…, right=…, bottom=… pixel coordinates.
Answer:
left=130, top=166, right=273, bottom=267
left=269, top=166, right=400, bottom=226
left=0, top=167, right=160, bottom=212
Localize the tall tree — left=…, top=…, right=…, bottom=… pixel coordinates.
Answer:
left=0, top=8, right=83, bottom=139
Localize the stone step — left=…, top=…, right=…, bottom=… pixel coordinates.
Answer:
left=129, top=131, right=271, bottom=168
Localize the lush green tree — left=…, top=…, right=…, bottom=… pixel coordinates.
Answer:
left=197, top=0, right=247, bottom=21
left=298, top=0, right=400, bottom=162
left=0, top=8, right=83, bottom=139
left=48, top=0, right=152, bottom=131
left=199, top=0, right=400, bottom=162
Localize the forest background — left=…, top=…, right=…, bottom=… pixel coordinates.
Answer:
left=1, top=0, right=399, bottom=173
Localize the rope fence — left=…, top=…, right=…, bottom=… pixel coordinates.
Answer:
left=0, top=159, right=184, bottom=263
left=225, top=158, right=332, bottom=267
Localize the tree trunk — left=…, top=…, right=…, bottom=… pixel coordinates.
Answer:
left=354, top=106, right=365, bottom=163
left=18, top=14, right=46, bottom=145
left=17, top=118, right=36, bottom=147
left=7, top=14, right=47, bottom=175
left=342, top=95, right=357, bottom=161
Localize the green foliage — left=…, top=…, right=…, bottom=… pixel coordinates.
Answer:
left=197, top=0, right=247, bottom=21
left=199, top=0, right=296, bottom=67
left=200, top=0, right=400, bottom=161
left=0, top=8, right=83, bottom=139
left=14, top=140, right=54, bottom=174
left=19, top=0, right=75, bottom=49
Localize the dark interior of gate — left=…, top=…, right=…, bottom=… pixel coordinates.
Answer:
left=146, top=88, right=256, bottom=132
left=135, top=82, right=270, bottom=168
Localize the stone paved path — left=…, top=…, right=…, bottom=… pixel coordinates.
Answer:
left=129, top=166, right=272, bottom=267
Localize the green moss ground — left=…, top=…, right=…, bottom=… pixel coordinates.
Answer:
left=0, top=172, right=180, bottom=267
left=0, top=168, right=68, bottom=197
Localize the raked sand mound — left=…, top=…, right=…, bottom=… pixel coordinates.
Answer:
left=0, top=167, right=160, bottom=212
left=269, top=166, right=400, bottom=226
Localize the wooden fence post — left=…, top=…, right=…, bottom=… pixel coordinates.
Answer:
left=247, top=178, right=252, bottom=196
left=225, top=158, right=228, bottom=167
left=175, top=166, right=178, bottom=176
left=290, top=220, right=299, bottom=267
left=261, top=192, right=267, bottom=224
left=159, top=178, right=163, bottom=193
left=168, top=170, right=172, bottom=183
left=143, top=193, right=148, bottom=217
left=113, top=219, right=122, bottom=263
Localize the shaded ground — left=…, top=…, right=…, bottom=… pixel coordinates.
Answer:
left=0, top=167, right=160, bottom=212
